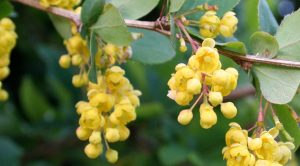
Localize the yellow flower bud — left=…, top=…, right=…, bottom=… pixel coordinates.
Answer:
left=0, top=89, right=8, bottom=101
left=105, top=128, right=120, bottom=143
left=208, top=91, right=223, bottom=106
left=105, top=149, right=118, bottom=163
left=0, top=67, right=10, bottom=80
left=202, top=38, right=215, bottom=48
left=199, top=103, right=217, bottom=129
left=84, top=143, right=103, bottom=159
left=0, top=54, right=10, bottom=67
left=76, top=127, right=92, bottom=141
left=175, top=91, right=193, bottom=106
left=220, top=102, right=237, bottom=119
left=72, top=74, right=87, bottom=87
left=71, top=54, right=82, bottom=66
left=186, top=78, right=202, bottom=94
left=104, top=43, right=118, bottom=57
left=179, top=38, right=187, bottom=53
left=177, top=109, right=193, bottom=125
left=89, top=131, right=102, bottom=144
left=59, top=55, right=71, bottom=68
left=0, top=18, right=15, bottom=31
left=118, top=125, right=130, bottom=141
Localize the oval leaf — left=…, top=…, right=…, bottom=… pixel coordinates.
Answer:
left=258, top=0, right=278, bottom=35
left=81, top=0, right=105, bottom=25
left=0, top=1, right=13, bottom=20
left=49, top=14, right=72, bottom=39
left=276, top=9, right=300, bottom=61
left=91, top=4, right=133, bottom=46
left=130, top=28, right=176, bottom=64
left=108, top=0, right=159, bottom=19
left=250, top=31, right=279, bottom=58
left=253, top=65, right=300, bottom=104
left=170, top=0, right=186, bottom=13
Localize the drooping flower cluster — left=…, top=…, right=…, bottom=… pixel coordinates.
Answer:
left=199, top=11, right=238, bottom=38
left=59, top=8, right=132, bottom=88
left=222, top=123, right=295, bottom=166
left=0, top=18, right=17, bottom=101
left=39, top=0, right=81, bottom=9
left=75, top=66, right=141, bottom=163
left=168, top=38, right=238, bottom=129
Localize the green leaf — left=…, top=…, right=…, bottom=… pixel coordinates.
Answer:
left=81, top=0, right=105, bottom=26
left=91, top=4, right=133, bottom=46
left=169, top=0, right=186, bottom=13
left=158, top=144, right=189, bottom=165
left=0, top=1, right=13, bottom=19
left=252, top=65, right=300, bottom=104
left=108, top=0, right=159, bottom=19
left=258, top=0, right=278, bottom=35
left=273, top=104, right=300, bottom=150
left=250, top=31, right=279, bottom=58
left=275, top=9, right=300, bottom=61
left=219, top=41, right=247, bottom=55
left=81, top=0, right=105, bottom=36
left=19, top=77, right=54, bottom=122
left=0, top=137, right=23, bottom=166
left=49, top=14, right=72, bottom=39
left=88, top=32, right=98, bottom=83
left=129, top=28, right=176, bottom=64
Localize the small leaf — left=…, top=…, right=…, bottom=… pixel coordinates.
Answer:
left=169, top=0, right=186, bottom=13
left=273, top=104, right=300, bottom=150
left=258, top=0, right=278, bottom=35
left=0, top=1, right=13, bottom=19
left=129, top=28, right=176, bottom=64
left=88, top=31, right=98, bottom=83
left=250, top=31, right=279, bottom=58
left=49, top=14, right=72, bottom=39
left=108, top=0, right=159, bottom=19
left=219, top=41, right=247, bottom=55
left=276, top=9, right=300, bottom=61
left=91, top=4, right=133, bottom=46
left=81, top=0, right=105, bottom=26
left=252, top=65, right=300, bottom=104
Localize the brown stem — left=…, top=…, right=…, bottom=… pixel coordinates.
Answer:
left=12, top=0, right=300, bottom=69
left=176, top=20, right=198, bottom=53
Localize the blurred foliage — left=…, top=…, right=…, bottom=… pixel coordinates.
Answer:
left=0, top=0, right=299, bottom=165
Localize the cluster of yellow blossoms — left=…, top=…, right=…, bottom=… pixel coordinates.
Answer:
left=75, top=66, right=141, bottom=163
left=223, top=123, right=295, bottom=166
left=199, top=11, right=238, bottom=38
left=40, top=0, right=81, bottom=9
left=0, top=18, right=17, bottom=101
left=168, top=38, right=238, bottom=129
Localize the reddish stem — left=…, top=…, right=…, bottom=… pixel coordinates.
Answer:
left=176, top=20, right=198, bottom=53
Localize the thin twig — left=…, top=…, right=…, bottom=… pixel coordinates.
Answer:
left=176, top=20, right=198, bottom=52
left=12, top=0, right=300, bottom=69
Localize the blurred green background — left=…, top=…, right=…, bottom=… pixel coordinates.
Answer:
left=1, top=0, right=300, bottom=165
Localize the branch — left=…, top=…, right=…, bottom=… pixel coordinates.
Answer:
left=12, top=0, right=300, bottom=69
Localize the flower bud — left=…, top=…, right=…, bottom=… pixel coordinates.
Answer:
left=0, top=89, right=8, bottom=101
left=89, top=131, right=101, bottom=144
left=105, top=149, right=118, bottom=163
left=71, top=54, right=82, bottom=66
left=202, top=38, right=216, bottom=48
left=220, top=102, right=237, bottom=119
left=59, top=55, right=71, bottom=68
left=187, top=78, right=202, bottom=94
left=72, top=74, right=84, bottom=87
left=177, top=109, right=193, bottom=125
left=84, top=143, right=103, bottom=159
left=0, top=67, right=10, bottom=80
left=199, top=103, right=217, bottom=129
left=76, top=127, right=92, bottom=141
left=105, top=128, right=120, bottom=143
left=208, top=91, right=223, bottom=106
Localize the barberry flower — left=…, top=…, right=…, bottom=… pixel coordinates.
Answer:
left=199, top=11, right=220, bottom=38
left=219, top=11, right=238, bottom=37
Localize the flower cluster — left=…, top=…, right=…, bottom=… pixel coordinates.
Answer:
left=199, top=11, right=238, bottom=38
left=0, top=18, right=17, bottom=101
left=39, top=0, right=81, bottom=9
left=75, top=66, right=141, bottom=163
left=168, top=38, right=238, bottom=129
left=59, top=8, right=132, bottom=88
left=223, top=123, right=295, bottom=166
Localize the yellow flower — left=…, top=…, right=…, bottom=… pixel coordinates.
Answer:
left=208, top=91, right=223, bottom=107
left=84, top=143, right=103, bottom=159
left=225, top=122, right=248, bottom=146
left=105, top=149, right=118, bottom=163
left=89, top=131, right=102, bottom=144
left=199, top=103, right=217, bottom=129
left=79, top=108, right=104, bottom=130
left=199, top=11, right=220, bottom=38
left=175, top=91, right=193, bottom=106
left=76, top=127, right=92, bottom=141
left=188, top=46, right=220, bottom=74
left=254, top=131, right=278, bottom=161
left=222, top=143, right=256, bottom=166
left=105, top=128, right=120, bottom=143
left=219, top=11, right=238, bottom=37
left=186, top=78, right=202, bottom=94
left=110, top=98, right=136, bottom=125
left=273, top=142, right=294, bottom=165
left=211, top=68, right=238, bottom=96
left=59, top=54, right=71, bottom=68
